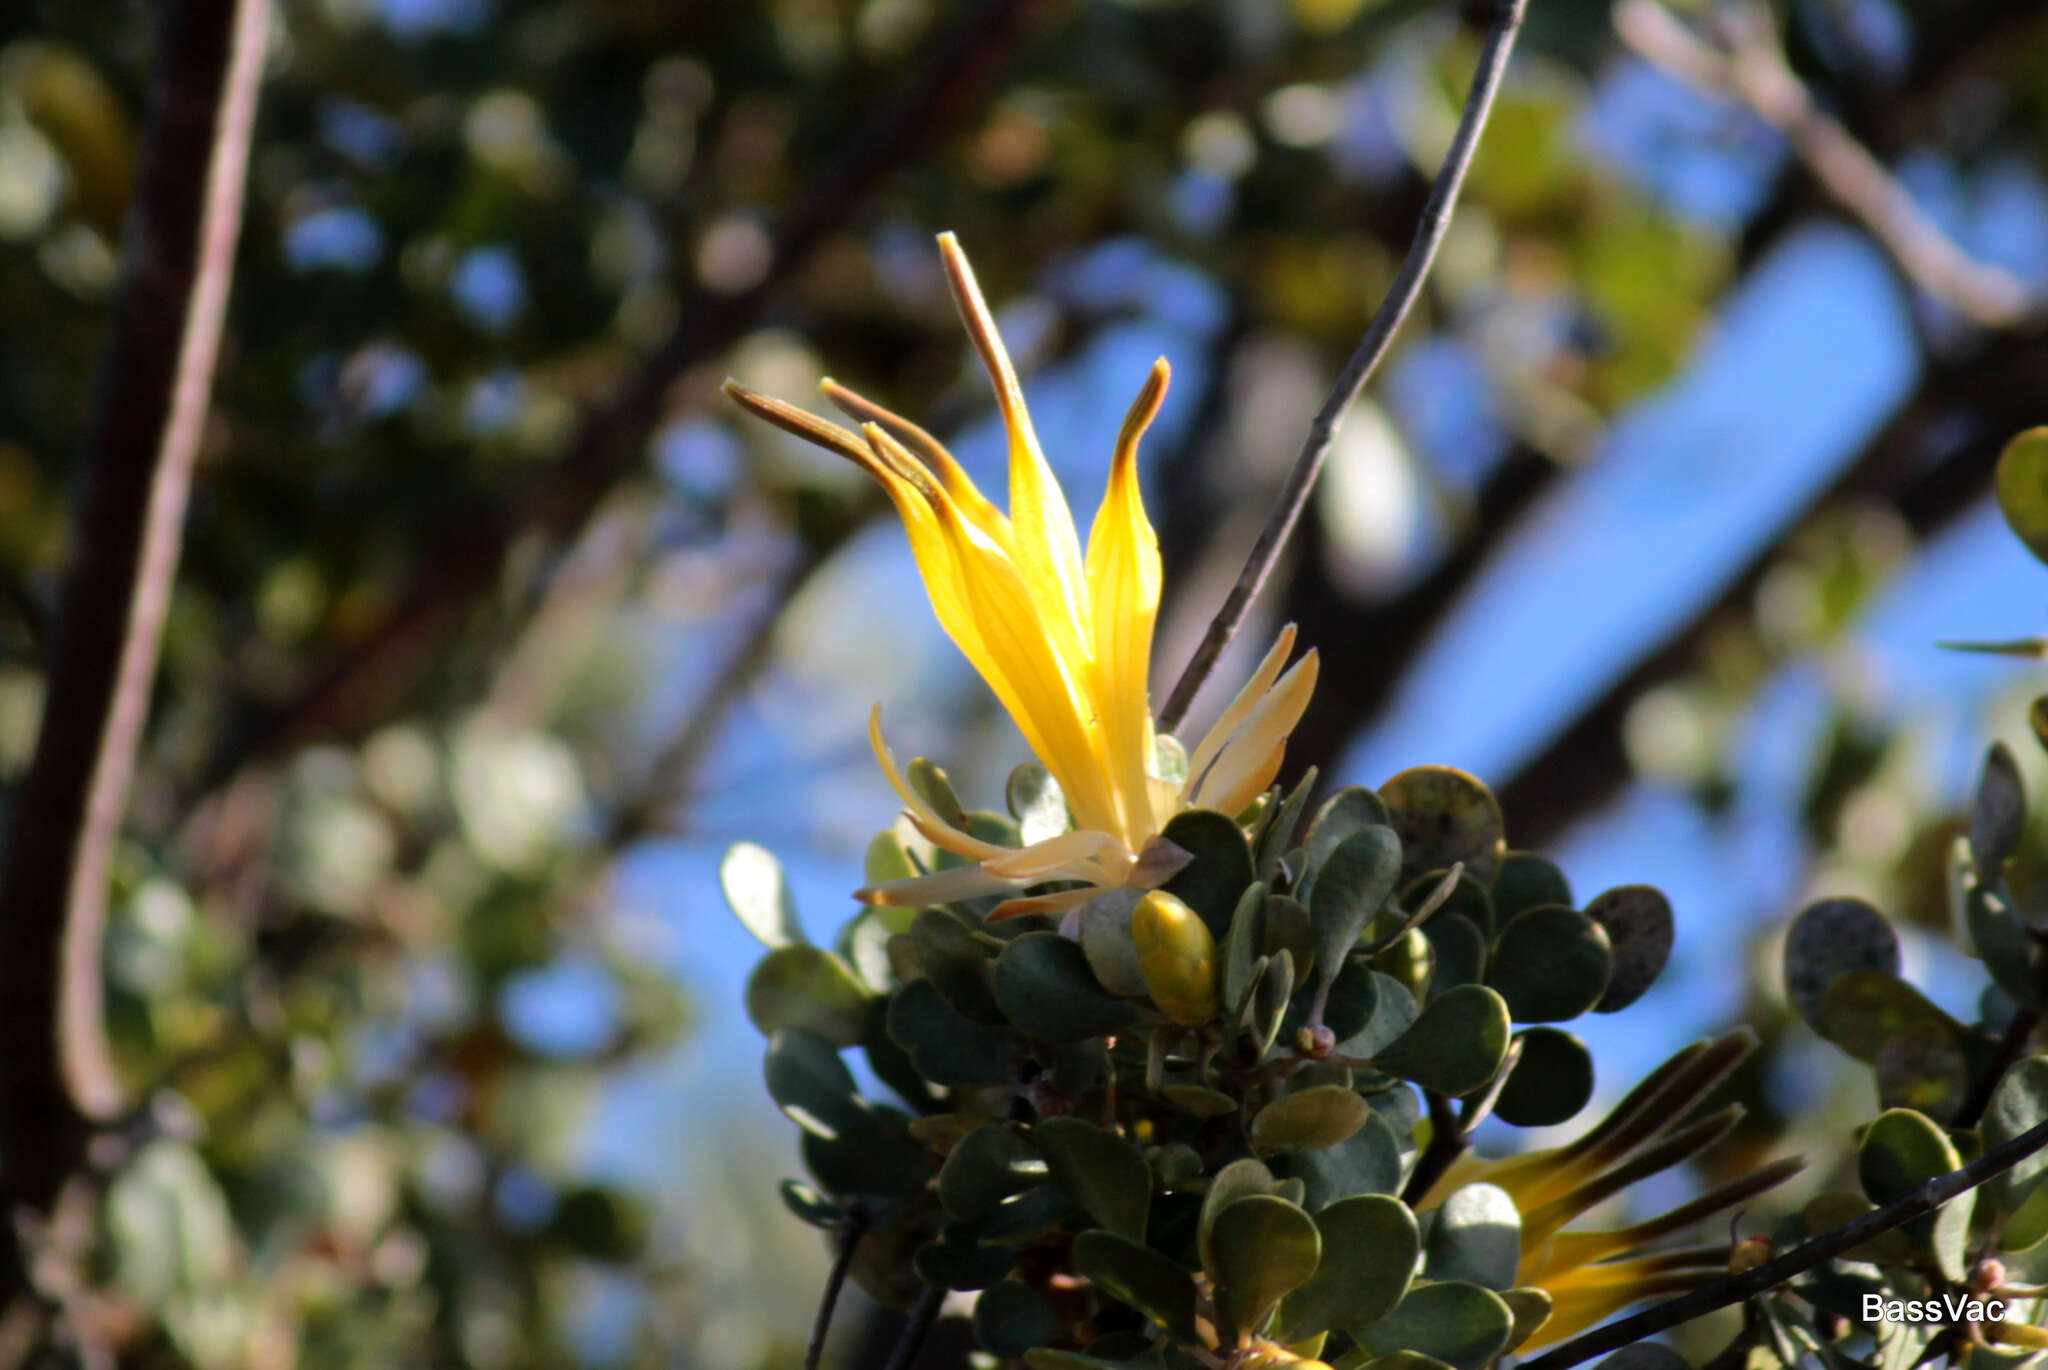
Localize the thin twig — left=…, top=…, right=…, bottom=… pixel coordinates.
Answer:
left=881, top=1285, right=946, bottom=1370
left=1612, top=0, right=2036, bottom=329
left=0, top=0, right=269, bottom=1251
left=805, top=1204, right=871, bottom=1370
left=1157, top=0, right=1529, bottom=732
left=1517, top=1113, right=2048, bottom=1370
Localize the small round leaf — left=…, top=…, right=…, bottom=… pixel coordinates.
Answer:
left=1279, top=1194, right=1418, bottom=1340
left=1585, top=886, right=1674, bottom=1013
left=746, top=945, right=871, bottom=1046
left=1784, top=897, right=1899, bottom=1031
left=1493, top=1028, right=1594, bottom=1128
left=1372, top=985, right=1512, bottom=1097
left=1250, top=1086, right=1369, bottom=1156
left=1485, top=906, right=1612, bottom=1024
left=1379, top=766, right=1504, bottom=885
left=720, top=842, right=803, bottom=948
left=1207, top=1195, right=1322, bottom=1340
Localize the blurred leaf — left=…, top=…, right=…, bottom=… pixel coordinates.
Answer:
left=720, top=841, right=804, bottom=948
left=1784, top=897, right=1900, bottom=1032
left=1996, top=426, right=2048, bottom=566
left=746, top=945, right=870, bottom=1046
left=1584, top=885, right=1674, bottom=1013
left=1424, top=1183, right=1521, bottom=1291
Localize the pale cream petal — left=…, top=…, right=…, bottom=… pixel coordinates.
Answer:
left=981, top=828, right=1131, bottom=881
left=1190, top=650, right=1318, bottom=813
left=1183, top=625, right=1297, bottom=799
left=856, top=865, right=1021, bottom=907
left=989, top=887, right=1102, bottom=922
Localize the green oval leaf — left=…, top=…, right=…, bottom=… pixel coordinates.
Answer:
left=912, top=907, right=1004, bottom=1023
left=1424, top=912, right=1488, bottom=997
left=1072, top=1228, right=1198, bottom=1340
left=1279, top=1111, right=1405, bottom=1211
left=1280, top=1194, right=1418, bottom=1340
left=1859, top=1107, right=1971, bottom=1280
left=1034, top=1116, right=1151, bottom=1242
left=886, top=978, right=1010, bottom=1085
left=1379, top=766, right=1504, bottom=885
left=1353, top=1281, right=1514, bottom=1370
left=993, top=933, right=1139, bottom=1041
left=938, top=1124, right=1047, bottom=1220
left=1984, top=1057, right=2048, bottom=1217
left=975, top=1279, right=1066, bottom=1358
left=1816, top=970, right=1964, bottom=1065
left=763, top=1028, right=866, bottom=1139
left=1584, top=885, right=1674, bottom=1013
left=1311, top=826, right=1404, bottom=994
left=1493, top=1027, right=1594, bottom=1128
left=1372, top=985, right=1511, bottom=1096
left=1784, top=897, right=1899, bottom=1032
left=1490, top=853, right=1573, bottom=930
left=1207, top=1194, right=1322, bottom=1341
left=1161, top=809, right=1256, bottom=939
left=1251, top=1085, right=1369, bottom=1156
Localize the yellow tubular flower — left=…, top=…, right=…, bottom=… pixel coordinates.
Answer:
left=1419, top=1030, right=1807, bottom=1352
left=725, top=233, right=1319, bottom=918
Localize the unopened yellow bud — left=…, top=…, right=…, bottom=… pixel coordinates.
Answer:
left=1132, top=890, right=1220, bottom=1026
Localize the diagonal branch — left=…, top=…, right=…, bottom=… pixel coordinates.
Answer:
left=198, top=0, right=1050, bottom=793
left=1517, top=1113, right=2048, bottom=1370
left=1614, top=0, right=2037, bottom=329
left=0, top=0, right=270, bottom=1242
left=1157, top=0, right=1530, bottom=733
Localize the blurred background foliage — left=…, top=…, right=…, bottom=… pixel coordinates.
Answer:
left=2, top=0, right=2048, bottom=1365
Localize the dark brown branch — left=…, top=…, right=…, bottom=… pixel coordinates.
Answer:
left=1401, top=1090, right=1468, bottom=1205
left=197, top=0, right=1052, bottom=793
left=1517, top=1114, right=2048, bottom=1370
left=1157, top=0, right=1529, bottom=733
left=805, top=1204, right=871, bottom=1370
left=0, top=0, right=268, bottom=1250
left=881, top=1285, right=946, bottom=1370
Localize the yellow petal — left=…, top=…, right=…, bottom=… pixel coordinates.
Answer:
left=1184, top=626, right=1297, bottom=798
left=936, top=233, right=1093, bottom=667
left=885, top=421, right=1119, bottom=836
left=1085, top=358, right=1170, bottom=845
left=821, top=377, right=1014, bottom=555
